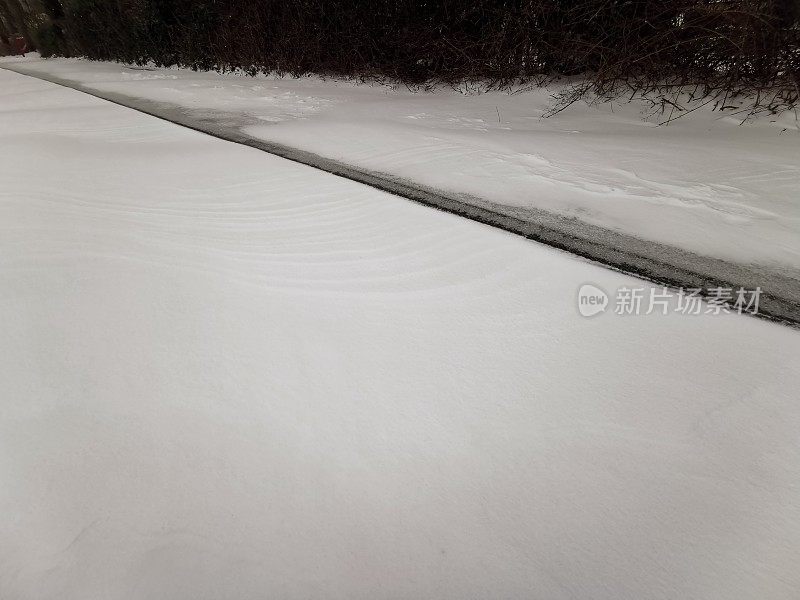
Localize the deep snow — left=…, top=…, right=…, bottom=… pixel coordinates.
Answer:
left=1, top=68, right=800, bottom=600
left=2, top=54, right=799, bottom=276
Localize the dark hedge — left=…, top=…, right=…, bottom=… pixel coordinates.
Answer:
left=19, top=0, right=800, bottom=113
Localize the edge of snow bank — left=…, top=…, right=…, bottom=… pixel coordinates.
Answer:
left=4, top=62, right=798, bottom=327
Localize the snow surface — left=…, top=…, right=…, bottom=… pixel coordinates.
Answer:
left=1, top=67, right=800, bottom=599
left=2, top=54, right=799, bottom=275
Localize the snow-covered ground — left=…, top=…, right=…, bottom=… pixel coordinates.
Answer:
left=1, top=67, right=800, bottom=599
left=2, top=54, right=799, bottom=276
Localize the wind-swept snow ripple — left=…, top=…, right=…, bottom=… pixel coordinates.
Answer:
left=2, top=67, right=800, bottom=600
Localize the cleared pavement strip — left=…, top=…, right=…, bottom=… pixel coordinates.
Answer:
left=3, top=62, right=797, bottom=327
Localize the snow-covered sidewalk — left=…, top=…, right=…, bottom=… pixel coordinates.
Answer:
left=2, top=54, right=799, bottom=278
left=1, top=68, right=800, bottom=599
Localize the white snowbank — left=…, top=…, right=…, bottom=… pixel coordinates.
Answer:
left=2, top=54, right=799, bottom=274
left=1, top=68, right=800, bottom=600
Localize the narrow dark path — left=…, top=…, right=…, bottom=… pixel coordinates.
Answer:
left=4, top=62, right=798, bottom=327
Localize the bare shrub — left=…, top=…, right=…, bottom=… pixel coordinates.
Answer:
left=25, top=0, right=800, bottom=115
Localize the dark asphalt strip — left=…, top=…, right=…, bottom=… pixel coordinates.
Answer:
left=3, top=62, right=798, bottom=328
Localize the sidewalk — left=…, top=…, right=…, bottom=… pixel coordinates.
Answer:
left=3, top=55, right=798, bottom=325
